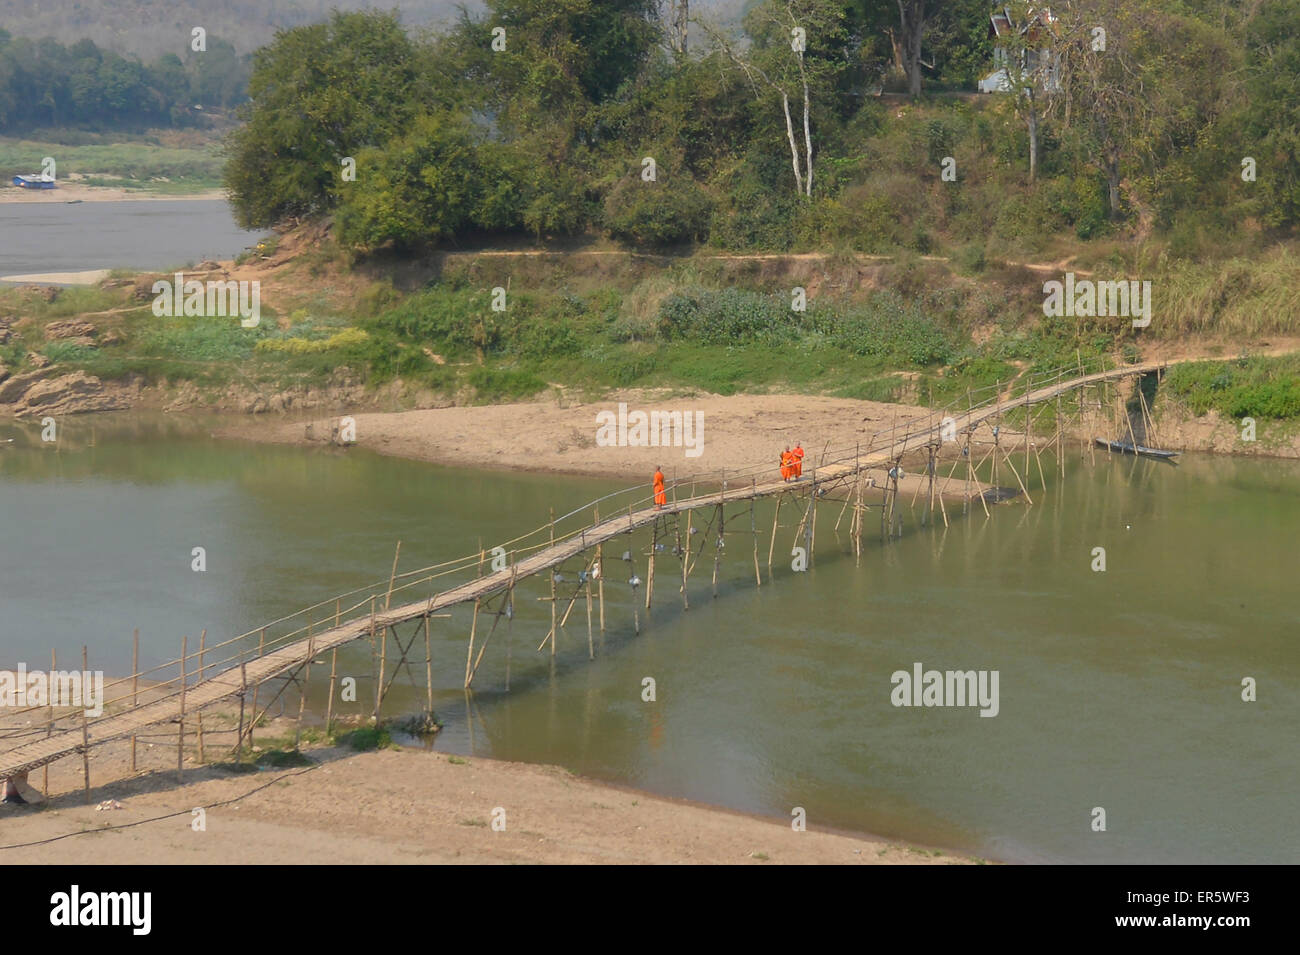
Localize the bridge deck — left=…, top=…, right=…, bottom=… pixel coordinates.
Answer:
left=0, top=362, right=1165, bottom=780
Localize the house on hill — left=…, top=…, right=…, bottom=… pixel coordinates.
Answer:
left=979, top=5, right=1062, bottom=94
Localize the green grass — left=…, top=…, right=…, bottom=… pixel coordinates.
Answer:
left=0, top=137, right=224, bottom=192
left=1164, top=355, right=1300, bottom=420
left=335, top=726, right=393, bottom=751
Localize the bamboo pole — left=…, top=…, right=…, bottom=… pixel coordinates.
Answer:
left=807, top=467, right=816, bottom=564
left=712, top=504, right=723, bottom=598
left=129, top=631, right=138, bottom=774
left=682, top=505, right=692, bottom=609
left=767, top=492, right=781, bottom=572
left=236, top=656, right=247, bottom=764
left=549, top=509, right=557, bottom=656
left=384, top=540, right=402, bottom=610
left=177, top=634, right=187, bottom=782
left=1123, top=385, right=1140, bottom=449
left=249, top=626, right=265, bottom=749
left=80, top=645, right=90, bottom=803
left=45, top=647, right=55, bottom=794
left=195, top=628, right=206, bottom=764
left=585, top=564, right=594, bottom=660
left=368, top=595, right=380, bottom=723
left=1025, top=397, right=1032, bottom=477
left=1057, top=389, right=1065, bottom=479
left=326, top=648, right=338, bottom=731
left=378, top=617, right=387, bottom=714
left=595, top=507, right=606, bottom=631
left=506, top=563, right=515, bottom=691
left=750, top=480, right=762, bottom=587
left=464, top=598, right=480, bottom=687
left=853, top=470, right=864, bottom=558
left=424, top=613, right=433, bottom=715
left=999, top=441, right=1033, bottom=504
left=646, top=519, right=657, bottom=610
left=1138, top=379, right=1155, bottom=446
left=295, top=622, right=314, bottom=750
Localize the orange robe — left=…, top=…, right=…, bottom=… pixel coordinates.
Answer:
left=653, top=470, right=666, bottom=506
left=792, top=445, right=804, bottom=478
left=780, top=452, right=793, bottom=480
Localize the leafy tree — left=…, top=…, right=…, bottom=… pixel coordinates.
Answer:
left=703, top=0, right=848, bottom=197
left=225, top=11, right=424, bottom=228
left=603, top=161, right=713, bottom=244
left=1240, top=0, right=1300, bottom=227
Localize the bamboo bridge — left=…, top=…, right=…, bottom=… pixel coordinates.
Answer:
left=0, top=356, right=1171, bottom=793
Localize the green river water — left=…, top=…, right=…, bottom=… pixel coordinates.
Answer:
left=1, top=414, right=1295, bottom=863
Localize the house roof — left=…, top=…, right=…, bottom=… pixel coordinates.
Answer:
left=990, top=5, right=1059, bottom=41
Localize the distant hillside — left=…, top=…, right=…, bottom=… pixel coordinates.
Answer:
left=0, top=0, right=751, bottom=57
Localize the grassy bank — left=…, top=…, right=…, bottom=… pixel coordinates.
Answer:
left=2, top=241, right=1298, bottom=429
left=0, top=134, right=224, bottom=193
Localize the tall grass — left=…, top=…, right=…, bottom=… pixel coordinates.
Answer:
left=1156, top=251, right=1300, bottom=337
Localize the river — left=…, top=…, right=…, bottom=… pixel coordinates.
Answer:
left=0, top=414, right=1295, bottom=864
left=0, top=199, right=266, bottom=277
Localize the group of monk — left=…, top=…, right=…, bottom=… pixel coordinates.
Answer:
left=652, top=443, right=803, bottom=510
left=780, top=443, right=805, bottom=481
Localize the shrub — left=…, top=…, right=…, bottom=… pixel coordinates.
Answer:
left=603, top=167, right=713, bottom=245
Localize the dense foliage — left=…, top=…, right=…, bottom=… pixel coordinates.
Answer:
left=218, top=2, right=1298, bottom=257
left=0, top=30, right=249, bottom=130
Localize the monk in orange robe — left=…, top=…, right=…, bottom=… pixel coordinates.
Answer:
left=780, top=447, right=793, bottom=481
left=792, top=442, right=805, bottom=478
left=653, top=466, right=666, bottom=509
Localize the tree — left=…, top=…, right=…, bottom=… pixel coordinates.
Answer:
left=1239, top=0, right=1300, bottom=226
left=895, top=0, right=934, bottom=98
left=702, top=0, right=848, bottom=197
left=997, top=1, right=1065, bottom=183
left=224, top=11, right=424, bottom=228
left=1057, top=1, right=1149, bottom=219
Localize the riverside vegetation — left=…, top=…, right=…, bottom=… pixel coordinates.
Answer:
left=2, top=2, right=1298, bottom=436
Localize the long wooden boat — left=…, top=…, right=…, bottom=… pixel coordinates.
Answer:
left=1094, top=437, right=1180, bottom=459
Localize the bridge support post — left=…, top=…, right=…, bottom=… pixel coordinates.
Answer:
left=646, top=519, right=657, bottom=611
left=295, top=626, right=314, bottom=751
left=326, top=647, right=338, bottom=732
left=178, top=634, right=187, bottom=784
left=81, top=645, right=90, bottom=803
left=507, top=571, right=515, bottom=690
left=45, top=647, right=56, bottom=796
left=424, top=613, right=433, bottom=714
left=237, top=656, right=247, bottom=765
left=549, top=510, right=557, bottom=656
left=585, top=565, right=594, bottom=660
left=682, top=506, right=693, bottom=609
left=464, top=599, right=480, bottom=689
left=805, top=470, right=815, bottom=565
left=196, top=629, right=207, bottom=765
left=250, top=627, right=265, bottom=751
left=594, top=507, right=606, bottom=632
left=129, top=632, right=138, bottom=776
left=767, top=493, right=782, bottom=575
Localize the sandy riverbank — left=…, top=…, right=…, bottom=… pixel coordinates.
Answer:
left=0, top=712, right=976, bottom=864
left=220, top=389, right=1003, bottom=498
left=0, top=183, right=224, bottom=203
